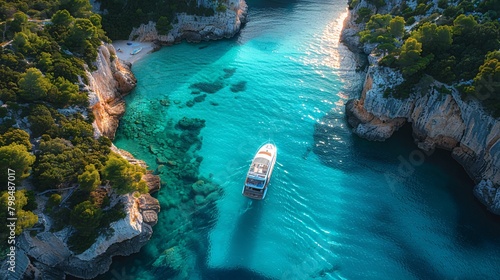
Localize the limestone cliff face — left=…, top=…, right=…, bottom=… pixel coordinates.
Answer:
left=87, top=44, right=136, bottom=140
left=1, top=43, right=161, bottom=279
left=342, top=1, right=500, bottom=214
left=129, top=0, right=247, bottom=43
left=5, top=146, right=161, bottom=279
left=16, top=192, right=159, bottom=279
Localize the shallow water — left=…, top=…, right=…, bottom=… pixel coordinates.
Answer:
left=97, top=1, right=500, bottom=279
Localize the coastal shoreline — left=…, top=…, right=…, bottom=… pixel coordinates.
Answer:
left=112, top=40, right=157, bottom=64
left=340, top=0, right=500, bottom=214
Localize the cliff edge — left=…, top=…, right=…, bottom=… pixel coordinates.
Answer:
left=342, top=1, right=500, bottom=214
left=128, top=0, right=248, bottom=44
left=1, top=44, right=161, bottom=279
left=87, top=44, right=137, bottom=140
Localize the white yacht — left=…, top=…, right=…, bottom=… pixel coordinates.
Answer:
left=242, top=143, right=277, bottom=200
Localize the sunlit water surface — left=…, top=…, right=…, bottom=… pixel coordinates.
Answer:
left=96, top=1, right=500, bottom=279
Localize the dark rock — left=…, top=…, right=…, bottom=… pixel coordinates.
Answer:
left=180, top=131, right=200, bottom=144
left=159, top=99, right=170, bottom=106
left=193, top=94, right=207, bottom=103
left=191, top=90, right=201, bottom=95
left=183, top=31, right=202, bottom=43
left=176, top=117, right=206, bottom=131
left=210, top=101, right=219, bottom=106
left=139, top=195, right=161, bottom=213
left=186, top=100, right=195, bottom=107
left=230, top=81, right=247, bottom=93
left=156, top=156, right=168, bottom=165
left=142, top=173, right=161, bottom=193
left=142, top=210, right=158, bottom=225
left=189, top=81, right=224, bottom=94
left=155, top=164, right=167, bottom=175
left=223, top=68, right=237, bottom=79
left=149, top=145, right=160, bottom=155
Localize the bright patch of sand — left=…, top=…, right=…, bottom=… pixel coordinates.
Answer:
left=112, top=40, right=156, bottom=64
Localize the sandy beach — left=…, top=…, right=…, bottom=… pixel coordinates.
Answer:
left=112, top=40, right=156, bottom=64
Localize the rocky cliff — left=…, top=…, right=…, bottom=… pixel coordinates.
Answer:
left=129, top=0, right=247, bottom=43
left=1, top=44, right=161, bottom=280
left=13, top=190, right=159, bottom=279
left=87, top=44, right=137, bottom=140
left=342, top=1, right=500, bottom=214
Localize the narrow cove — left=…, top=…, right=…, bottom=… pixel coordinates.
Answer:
left=95, top=1, right=500, bottom=279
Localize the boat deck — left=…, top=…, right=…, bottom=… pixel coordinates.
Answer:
left=248, top=157, right=270, bottom=178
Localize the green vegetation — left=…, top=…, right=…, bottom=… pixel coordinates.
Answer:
left=97, top=0, right=220, bottom=39
left=0, top=144, right=35, bottom=186
left=0, top=190, right=38, bottom=235
left=156, top=16, right=173, bottom=36
left=102, top=153, right=149, bottom=195
left=359, top=0, right=500, bottom=115
left=0, top=0, right=153, bottom=254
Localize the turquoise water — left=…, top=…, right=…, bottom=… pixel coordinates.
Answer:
left=99, top=1, right=500, bottom=279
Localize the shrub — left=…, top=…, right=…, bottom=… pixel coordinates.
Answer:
left=0, top=144, right=36, bottom=187
left=101, top=153, right=148, bottom=194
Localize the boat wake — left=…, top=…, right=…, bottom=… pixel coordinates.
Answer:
left=239, top=199, right=253, bottom=215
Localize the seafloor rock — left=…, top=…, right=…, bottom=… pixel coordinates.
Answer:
left=176, top=117, right=206, bottom=131
left=152, top=246, right=184, bottom=273
left=129, top=0, right=248, bottom=44
left=87, top=44, right=137, bottom=140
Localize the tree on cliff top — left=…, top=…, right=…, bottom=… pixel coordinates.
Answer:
left=18, top=67, right=52, bottom=102
left=0, top=190, right=38, bottom=235
left=414, top=22, right=453, bottom=54
left=0, top=128, right=31, bottom=150
left=102, top=153, right=148, bottom=195
left=0, top=144, right=35, bottom=186
left=70, top=200, right=102, bottom=236
left=156, top=16, right=173, bottom=35
left=470, top=51, right=500, bottom=116
left=78, top=164, right=101, bottom=192
left=397, top=37, right=432, bottom=77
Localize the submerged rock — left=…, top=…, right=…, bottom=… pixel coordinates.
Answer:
left=152, top=246, right=184, bottom=272
left=193, top=94, right=207, bottom=103
left=176, top=117, right=206, bottom=131
left=230, top=81, right=247, bottom=93
left=223, top=67, right=237, bottom=79
left=190, top=81, right=224, bottom=94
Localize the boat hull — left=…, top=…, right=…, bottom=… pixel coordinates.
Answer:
left=242, top=143, right=277, bottom=200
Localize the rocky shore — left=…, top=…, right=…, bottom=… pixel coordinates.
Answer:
left=1, top=44, right=161, bottom=279
left=341, top=1, right=500, bottom=214
left=88, top=44, right=137, bottom=140
left=128, top=0, right=247, bottom=44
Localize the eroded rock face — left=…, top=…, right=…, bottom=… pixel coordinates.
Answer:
left=0, top=42, right=160, bottom=279
left=342, top=0, right=500, bottom=214
left=8, top=184, right=160, bottom=279
left=346, top=63, right=500, bottom=201
left=474, top=179, right=500, bottom=214
left=87, top=44, right=137, bottom=140
left=129, top=0, right=248, bottom=44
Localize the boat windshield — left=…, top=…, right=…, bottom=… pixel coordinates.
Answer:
left=246, top=178, right=265, bottom=188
